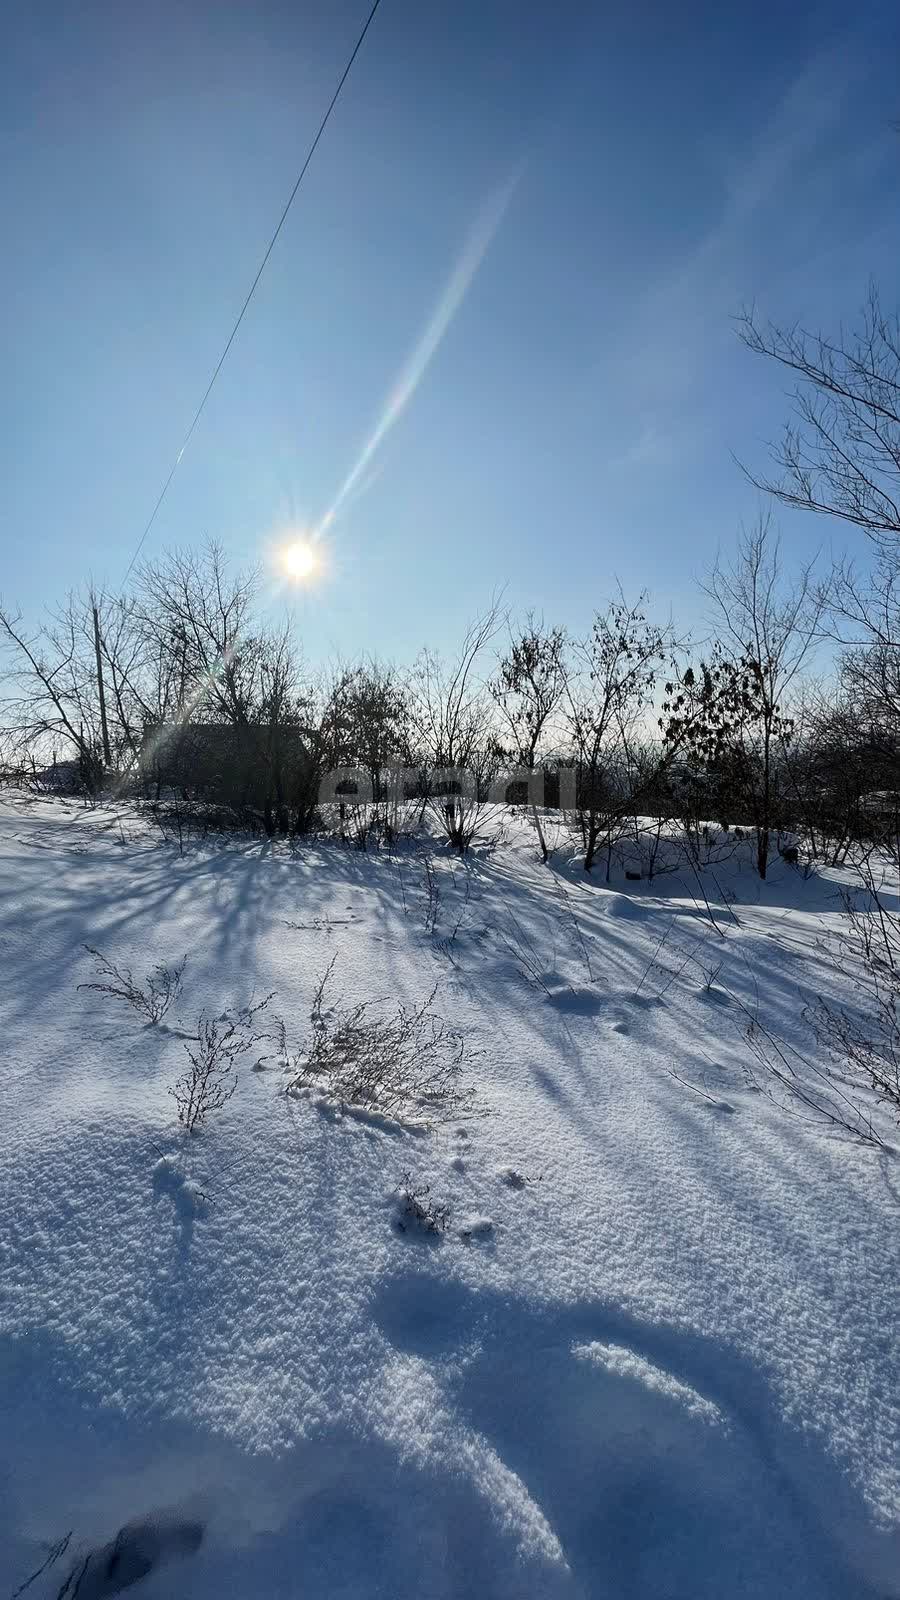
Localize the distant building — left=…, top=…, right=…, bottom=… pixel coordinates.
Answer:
left=139, top=721, right=309, bottom=813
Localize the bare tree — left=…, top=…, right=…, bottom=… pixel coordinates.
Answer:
left=251, top=623, right=311, bottom=835
left=700, top=517, right=826, bottom=877
left=738, top=291, right=900, bottom=833
left=133, top=538, right=260, bottom=727
left=776, top=651, right=900, bottom=870
left=320, top=658, right=412, bottom=845
left=490, top=617, right=566, bottom=768
left=124, top=544, right=327, bottom=833
left=408, top=600, right=504, bottom=851
left=0, top=590, right=106, bottom=787
left=811, top=865, right=900, bottom=1130
left=564, top=595, right=669, bottom=875
left=822, top=553, right=900, bottom=763
left=0, top=541, right=272, bottom=796
left=489, top=617, right=566, bottom=860
left=738, top=287, right=900, bottom=546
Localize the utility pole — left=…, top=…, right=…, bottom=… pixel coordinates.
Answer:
left=92, top=602, right=111, bottom=769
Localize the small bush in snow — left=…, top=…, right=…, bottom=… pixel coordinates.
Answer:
left=810, top=871, right=900, bottom=1129
left=285, top=960, right=476, bottom=1125
left=394, top=1173, right=451, bottom=1235
left=171, top=995, right=274, bottom=1133
left=78, top=946, right=187, bottom=1025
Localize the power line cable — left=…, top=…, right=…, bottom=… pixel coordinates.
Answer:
left=122, top=0, right=384, bottom=584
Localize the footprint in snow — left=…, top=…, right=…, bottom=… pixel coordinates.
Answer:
left=371, top=1274, right=887, bottom=1600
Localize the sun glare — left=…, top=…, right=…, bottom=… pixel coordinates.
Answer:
left=277, top=538, right=321, bottom=585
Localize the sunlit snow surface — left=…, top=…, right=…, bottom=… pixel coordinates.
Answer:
left=0, top=795, right=898, bottom=1598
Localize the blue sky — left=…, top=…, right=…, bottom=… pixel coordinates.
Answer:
left=4, top=0, right=900, bottom=659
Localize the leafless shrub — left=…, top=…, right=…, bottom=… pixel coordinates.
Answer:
left=550, top=872, right=594, bottom=982
left=492, top=907, right=555, bottom=999
left=696, top=936, right=884, bottom=1143
left=632, top=917, right=680, bottom=1000
left=171, top=994, right=275, bottom=1132
left=394, top=1172, right=451, bottom=1234
left=564, top=594, right=671, bottom=876
left=284, top=961, right=476, bottom=1124
left=626, top=814, right=680, bottom=882
left=431, top=864, right=475, bottom=965
left=490, top=616, right=567, bottom=861
left=78, top=946, right=187, bottom=1024
left=743, top=1007, right=883, bottom=1144
left=697, top=517, right=826, bottom=880
left=407, top=598, right=505, bottom=853
left=152, top=797, right=187, bottom=856
left=809, top=870, right=900, bottom=1128
left=651, top=927, right=884, bottom=1138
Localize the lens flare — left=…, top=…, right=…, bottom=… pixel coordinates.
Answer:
left=277, top=538, right=321, bottom=584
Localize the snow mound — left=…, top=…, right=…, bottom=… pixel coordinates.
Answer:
left=603, top=891, right=651, bottom=920
left=458, top=1215, right=494, bottom=1241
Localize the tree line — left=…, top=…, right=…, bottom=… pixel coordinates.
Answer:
left=3, top=288, right=900, bottom=877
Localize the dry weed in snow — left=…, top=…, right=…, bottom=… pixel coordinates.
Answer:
left=284, top=959, right=478, bottom=1126
left=78, top=946, right=187, bottom=1025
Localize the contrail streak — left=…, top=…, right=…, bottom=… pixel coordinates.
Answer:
left=315, top=170, right=520, bottom=539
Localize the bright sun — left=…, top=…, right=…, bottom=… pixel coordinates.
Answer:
left=277, top=538, right=321, bottom=585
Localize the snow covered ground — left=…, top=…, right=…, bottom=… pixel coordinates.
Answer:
left=1, top=794, right=898, bottom=1599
